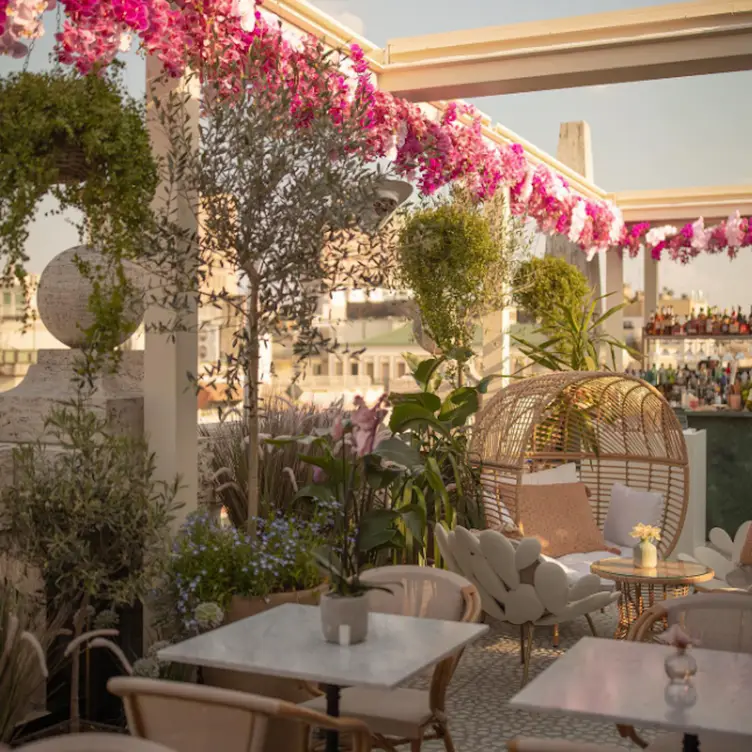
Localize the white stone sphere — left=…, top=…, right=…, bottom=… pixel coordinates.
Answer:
left=37, top=246, right=145, bottom=349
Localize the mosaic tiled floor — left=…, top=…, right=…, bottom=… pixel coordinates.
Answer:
left=408, top=605, right=659, bottom=750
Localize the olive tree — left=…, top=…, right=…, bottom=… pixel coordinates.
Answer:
left=147, top=34, right=401, bottom=532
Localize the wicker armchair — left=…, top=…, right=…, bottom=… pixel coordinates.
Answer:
left=301, top=565, right=481, bottom=752
left=472, top=372, right=688, bottom=559
left=617, top=592, right=752, bottom=750
left=15, top=735, right=176, bottom=752
left=507, top=741, right=621, bottom=751
left=108, top=677, right=373, bottom=752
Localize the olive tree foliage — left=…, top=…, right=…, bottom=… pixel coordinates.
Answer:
left=398, top=187, right=532, bottom=385
left=143, top=38, right=400, bottom=533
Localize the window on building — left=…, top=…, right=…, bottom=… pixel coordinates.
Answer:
left=381, top=363, right=390, bottom=382
left=366, top=361, right=375, bottom=379
left=3, top=292, right=10, bottom=306
left=350, top=362, right=359, bottom=376
left=312, top=362, right=323, bottom=376
left=397, top=361, right=406, bottom=378
left=335, top=360, right=343, bottom=376
left=18, top=351, right=30, bottom=363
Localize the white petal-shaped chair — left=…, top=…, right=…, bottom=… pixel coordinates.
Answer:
left=435, top=525, right=619, bottom=685
left=679, top=521, right=752, bottom=591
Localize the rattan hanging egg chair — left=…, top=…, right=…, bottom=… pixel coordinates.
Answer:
left=471, top=372, right=689, bottom=557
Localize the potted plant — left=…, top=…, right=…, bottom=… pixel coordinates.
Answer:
left=388, top=354, right=492, bottom=564
left=286, top=395, right=427, bottom=645
left=153, top=506, right=332, bottom=752
left=0, top=67, right=157, bottom=369
left=398, top=188, right=531, bottom=386
left=1, top=397, right=179, bottom=734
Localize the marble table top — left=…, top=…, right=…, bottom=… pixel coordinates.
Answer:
left=510, top=637, right=752, bottom=738
left=158, top=603, right=488, bottom=689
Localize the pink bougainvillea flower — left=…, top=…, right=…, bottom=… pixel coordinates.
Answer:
left=2, top=0, right=750, bottom=262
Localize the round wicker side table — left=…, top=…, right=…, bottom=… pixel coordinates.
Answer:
left=590, top=557, right=714, bottom=639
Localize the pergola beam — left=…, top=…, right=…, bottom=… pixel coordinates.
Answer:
left=613, top=185, right=752, bottom=225
left=380, top=0, right=752, bottom=100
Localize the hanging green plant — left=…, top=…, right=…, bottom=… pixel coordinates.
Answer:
left=0, top=65, right=158, bottom=370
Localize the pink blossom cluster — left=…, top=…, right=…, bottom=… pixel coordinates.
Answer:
left=0, top=0, right=55, bottom=58
left=624, top=212, right=752, bottom=264
left=3, top=0, right=751, bottom=262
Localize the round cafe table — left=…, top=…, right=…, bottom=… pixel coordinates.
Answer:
left=590, top=557, right=714, bottom=639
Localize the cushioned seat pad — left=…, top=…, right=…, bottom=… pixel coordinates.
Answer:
left=301, top=687, right=432, bottom=738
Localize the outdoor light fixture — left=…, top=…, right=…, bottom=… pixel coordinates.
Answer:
left=360, top=178, right=413, bottom=231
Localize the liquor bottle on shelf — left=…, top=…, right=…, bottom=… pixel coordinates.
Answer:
left=730, top=307, right=740, bottom=335
left=721, top=309, right=730, bottom=335
left=711, top=308, right=722, bottom=335
left=686, top=309, right=698, bottom=336
left=741, top=310, right=750, bottom=335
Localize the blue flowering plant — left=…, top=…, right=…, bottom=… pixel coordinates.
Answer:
left=271, top=394, right=431, bottom=598
left=158, top=508, right=332, bottom=637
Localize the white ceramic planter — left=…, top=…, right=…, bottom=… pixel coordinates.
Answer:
left=319, top=592, right=369, bottom=645
left=633, top=539, right=658, bottom=568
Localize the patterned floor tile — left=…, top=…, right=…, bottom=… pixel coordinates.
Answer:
left=406, top=605, right=661, bottom=750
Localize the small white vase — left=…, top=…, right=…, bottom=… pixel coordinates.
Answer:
left=319, top=592, right=369, bottom=645
left=633, top=539, right=658, bottom=568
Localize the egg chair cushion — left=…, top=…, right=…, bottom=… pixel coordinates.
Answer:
left=517, top=482, right=607, bottom=558
left=603, top=482, right=664, bottom=548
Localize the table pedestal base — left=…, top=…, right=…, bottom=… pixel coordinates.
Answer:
left=325, top=684, right=341, bottom=752
left=614, top=581, right=691, bottom=639
left=683, top=733, right=699, bottom=752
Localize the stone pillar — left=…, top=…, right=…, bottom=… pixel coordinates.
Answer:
left=144, top=57, right=199, bottom=529
left=479, top=188, right=512, bottom=393
left=545, top=122, right=600, bottom=299
left=644, top=252, right=660, bottom=322
left=604, top=250, right=625, bottom=370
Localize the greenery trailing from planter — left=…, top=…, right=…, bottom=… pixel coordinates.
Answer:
left=398, top=189, right=531, bottom=384
left=513, top=256, right=590, bottom=332
left=0, top=67, right=157, bottom=373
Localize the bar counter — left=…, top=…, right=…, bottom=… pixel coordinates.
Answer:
left=684, top=410, right=752, bottom=535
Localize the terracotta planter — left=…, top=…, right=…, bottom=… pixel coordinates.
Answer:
left=319, top=592, right=369, bottom=645
left=201, top=585, right=325, bottom=752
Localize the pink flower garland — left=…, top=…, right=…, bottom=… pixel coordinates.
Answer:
left=2, top=0, right=751, bottom=263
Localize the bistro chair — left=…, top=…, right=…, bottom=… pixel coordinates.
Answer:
left=108, top=676, right=372, bottom=752
left=301, top=565, right=481, bottom=752
left=14, top=734, right=177, bottom=752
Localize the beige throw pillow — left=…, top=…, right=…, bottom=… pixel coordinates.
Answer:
left=517, top=482, right=608, bottom=558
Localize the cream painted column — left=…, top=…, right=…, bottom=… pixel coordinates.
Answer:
left=644, top=252, right=660, bottom=322
left=480, top=188, right=512, bottom=393
left=545, top=122, right=601, bottom=299
left=604, top=250, right=625, bottom=370
left=145, top=57, right=199, bottom=529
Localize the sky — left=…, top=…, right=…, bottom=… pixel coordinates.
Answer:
left=3, top=0, right=752, bottom=307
